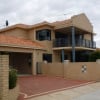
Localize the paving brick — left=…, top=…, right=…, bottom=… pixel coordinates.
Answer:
left=18, top=75, right=90, bottom=99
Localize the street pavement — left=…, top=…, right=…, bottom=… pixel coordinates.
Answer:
left=72, top=90, right=100, bottom=100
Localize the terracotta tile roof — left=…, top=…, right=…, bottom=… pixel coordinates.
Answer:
left=0, top=34, right=44, bottom=49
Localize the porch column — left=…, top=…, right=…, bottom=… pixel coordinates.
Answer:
left=71, top=26, right=75, bottom=62
left=32, top=50, right=37, bottom=75
left=61, top=49, right=64, bottom=62
left=91, top=33, right=94, bottom=48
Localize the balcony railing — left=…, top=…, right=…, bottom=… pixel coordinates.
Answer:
left=53, top=38, right=96, bottom=49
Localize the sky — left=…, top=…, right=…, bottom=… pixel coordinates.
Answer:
left=0, top=0, right=100, bottom=47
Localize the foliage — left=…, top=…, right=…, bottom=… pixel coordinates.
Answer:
left=89, top=51, right=100, bottom=61
left=9, top=69, right=17, bottom=89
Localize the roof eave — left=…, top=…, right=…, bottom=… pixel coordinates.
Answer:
left=0, top=43, right=45, bottom=50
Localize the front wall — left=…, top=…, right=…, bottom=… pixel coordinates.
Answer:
left=41, top=62, right=100, bottom=81
left=65, top=62, right=100, bottom=81
left=41, top=63, right=63, bottom=77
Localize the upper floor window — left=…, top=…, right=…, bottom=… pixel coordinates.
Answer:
left=36, top=29, right=51, bottom=41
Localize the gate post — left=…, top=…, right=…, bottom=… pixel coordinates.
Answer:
left=0, top=55, right=9, bottom=100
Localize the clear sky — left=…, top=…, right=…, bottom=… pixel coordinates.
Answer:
left=0, top=0, right=100, bottom=47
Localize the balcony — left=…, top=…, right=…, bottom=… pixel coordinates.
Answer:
left=53, top=38, right=96, bottom=49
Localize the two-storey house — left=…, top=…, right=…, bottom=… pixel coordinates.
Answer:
left=0, top=13, right=96, bottom=75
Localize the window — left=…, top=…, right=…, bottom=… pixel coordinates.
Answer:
left=36, top=29, right=51, bottom=41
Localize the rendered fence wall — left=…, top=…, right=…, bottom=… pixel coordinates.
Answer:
left=64, top=62, right=100, bottom=81
left=41, top=61, right=100, bottom=81
left=41, top=63, right=64, bottom=77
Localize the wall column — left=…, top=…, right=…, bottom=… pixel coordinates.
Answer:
left=61, top=49, right=64, bottom=62
left=0, top=55, right=9, bottom=100
left=32, top=50, right=37, bottom=75
left=71, top=26, right=76, bottom=62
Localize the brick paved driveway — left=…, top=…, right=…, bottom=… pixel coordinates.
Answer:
left=18, top=75, right=91, bottom=99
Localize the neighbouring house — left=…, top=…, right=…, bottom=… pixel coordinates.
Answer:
left=96, top=48, right=100, bottom=51
left=0, top=13, right=96, bottom=75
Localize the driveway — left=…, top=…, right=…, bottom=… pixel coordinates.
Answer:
left=18, top=75, right=91, bottom=99
left=28, top=82, right=100, bottom=100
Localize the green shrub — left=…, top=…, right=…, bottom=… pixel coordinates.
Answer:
left=89, top=51, right=100, bottom=61
left=9, top=69, right=17, bottom=89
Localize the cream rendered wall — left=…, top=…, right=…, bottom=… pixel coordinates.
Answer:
left=38, top=41, right=53, bottom=53
left=41, top=62, right=100, bottom=81
left=53, top=51, right=61, bottom=62
left=0, top=28, right=28, bottom=39
left=84, top=34, right=91, bottom=40
left=32, top=49, right=45, bottom=75
left=28, top=26, right=54, bottom=41
left=28, top=29, right=36, bottom=41
left=30, top=26, right=55, bottom=75
left=53, top=51, right=71, bottom=62
left=72, top=13, right=93, bottom=33
left=29, top=26, right=55, bottom=53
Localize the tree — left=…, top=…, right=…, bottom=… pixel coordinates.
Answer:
left=89, top=51, right=100, bottom=61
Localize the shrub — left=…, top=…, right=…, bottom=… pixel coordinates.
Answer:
left=89, top=51, right=100, bottom=61
left=9, top=69, right=17, bottom=89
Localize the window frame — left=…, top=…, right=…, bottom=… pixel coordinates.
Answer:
left=36, top=29, right=51, bottom=41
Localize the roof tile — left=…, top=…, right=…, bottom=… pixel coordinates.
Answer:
left=0, top=34, right=44, bottom=49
